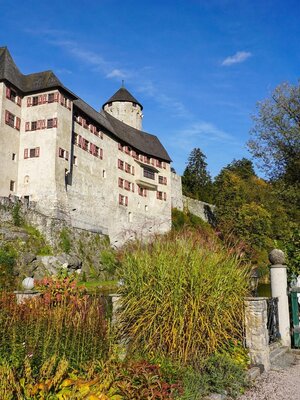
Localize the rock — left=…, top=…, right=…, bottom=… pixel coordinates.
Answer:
left=0, top=227, right=29, bottom=241
left=269, top=249, right=285, bottom=265
left=21, top=253, right=37, bottom=265
left=56, top=253, right=82, bottom=270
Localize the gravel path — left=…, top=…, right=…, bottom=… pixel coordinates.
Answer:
left=238, top=353, right=300, bottom=400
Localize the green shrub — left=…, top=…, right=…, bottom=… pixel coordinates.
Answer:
left=0, top=246, right=17, bottom=290
left=172, top=208, right=212, bottom=233
left=12, top=203, right=23, bottom=227
left=59, top=228, right=71, bottom=254
left=117, top=230, right=250, bottom=365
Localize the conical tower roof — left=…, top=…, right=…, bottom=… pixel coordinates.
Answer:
left=102, top=87, right=143, bottom=110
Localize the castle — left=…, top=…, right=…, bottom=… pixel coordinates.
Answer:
left=0, top=47, right=183, bottom=245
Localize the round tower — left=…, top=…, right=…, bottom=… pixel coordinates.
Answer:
left=102, top=86, right=143, bottom=130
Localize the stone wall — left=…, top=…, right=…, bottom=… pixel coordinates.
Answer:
left=171, top=172, right=183, bottom=211
left=182, top=196, right=216, bottom=224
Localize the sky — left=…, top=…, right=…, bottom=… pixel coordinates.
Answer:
left=1, top=0, right=299, bottom=177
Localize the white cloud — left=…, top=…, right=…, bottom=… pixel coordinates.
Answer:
left=171, top=121, right=238, bottom=151
left=106, top=69, right=126, bottom=79
left=221, top=51, right=252, bottom=66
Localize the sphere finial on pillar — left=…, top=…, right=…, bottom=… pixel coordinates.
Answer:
left=269, top=249, right=285, bottom=265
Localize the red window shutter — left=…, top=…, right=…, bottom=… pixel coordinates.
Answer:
left=35, top=147, right=40, bottom=157
left=164, top=192, right=167, bottom=201
left=89, top=124, right=93, bottom=133
left=156, top=160, right=159, bottom=167
left=6, top=87, right=11, bottom=99
left=25, top=122, right=30, bottom=131
left=42, top=119, right=46, bottom=129
left=24, top=148, right=28, bottom=159
left=27, top=97, right=32, bottom=107
left=5, top=110, right=10, bottom=123
left=15, top=117, right=21, bottom=131
left=38, top=95, right=43, bottom=105
left=119, top=194, right=122, bottom=205
left=125, top=196, right=128, bottom=206
left=54, top=92, right=59, bottom=102
left=89, top=143, right=93, bottom=154
left=17, top=96, right=21, bottom=106
left=118, top=159, right=121, bottom=169
left=100, top=148, right=103, bottom=159
left=43, top=94, right=47, bottom=104
left=53, top=118, right=58, bottom=128
left=132, top=183, right=134, bottom=192
left=65, top=151, right=69, bottom=161
left=118, top=178, right=122, bottom=188
left=37, top=120, right=41, bottom=130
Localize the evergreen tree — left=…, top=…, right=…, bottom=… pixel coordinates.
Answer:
left=182, top=148, right=212, bottom=203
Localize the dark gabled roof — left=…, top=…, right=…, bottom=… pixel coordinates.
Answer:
left=1, top=46, right=170, bottom=162
left=102, top=87, right=143, bottom=110
left=0, top=47, right=75, bottom=97
left=74, top=98, right=171, bottom=162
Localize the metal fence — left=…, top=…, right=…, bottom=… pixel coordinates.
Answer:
left=267, top=297, right=280, bottom=344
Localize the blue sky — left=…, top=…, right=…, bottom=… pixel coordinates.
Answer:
left=1, top=0, right=299, bottom=177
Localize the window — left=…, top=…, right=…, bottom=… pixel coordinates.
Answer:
left=124, top=180, right=130, bottom=191
left=143, top=167, right=155, bottom=180
left=103, top=169, right=106, bottom=178
left=125, top=163, right=131, bottom=173
left=6, top=87, right=21, bottom=105
left=24, top=147, right=40, bottom=159
left=47, top=119, right=54, bottom=129
left=156, top=160, right=162, bottom=168
left=58, top=147, right=69, bottom=160
left=31, top=121, right=37, bottom=131
left=138, top=186, right=147, bottom=197
left=10, top=180, right=15, bottom=192
left=12, top=153, right=16, bottom=161
left=5, top=111, right=15, bottom=128
left=118, top=178, right=124, bottom=188
left=32, top=96, right=38, bottom=106
left=132, top=102, right=137, bottom=107
left=157, top=191, right=167, bottom=201
left=107, top=102, right=112, bottom=107
left=30, top=148, right=36, bottom=158
left=144, top=156, right=150, bottom=164
left=5, top=111, right=20, bottom=130
left=159, top=176, right=167, bottom=185
left=48, top=93, right=54, bottom=103
left=119, top=194, right=128, bottom=206
left=118, top=159, right=124, bottom=170
left=72, top=155, right=78, bottom=166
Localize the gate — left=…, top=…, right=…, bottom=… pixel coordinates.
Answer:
left=267, top=297, right=280, bottom=344
left=290, top=286, right=300, bottom=348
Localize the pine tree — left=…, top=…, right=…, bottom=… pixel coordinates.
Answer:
left=182, top=148, right=212, bottom=203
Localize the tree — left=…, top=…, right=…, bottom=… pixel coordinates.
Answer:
left=222, top=158, right=256, bottom=180
left=182, top=148, right=212, bottom=203
left=248, top=81, right=300, bottom=185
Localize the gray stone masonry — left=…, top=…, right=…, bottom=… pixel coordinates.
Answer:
left=244, top=297, right=271, bottom=372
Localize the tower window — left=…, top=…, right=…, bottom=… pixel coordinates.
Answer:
left=143, top=167, right=155, bottom=180
left=12, top=153, right=16, bottom=161
left=107, top=102, right=112, bottom=107
left=132, top=102, right=137, bottom=107
left=10, top=180, right=15, bottom=192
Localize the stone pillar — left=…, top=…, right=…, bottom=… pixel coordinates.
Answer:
left=244, top=297, right=270, bottom=371
left=269, top=249, right=291, bottom=348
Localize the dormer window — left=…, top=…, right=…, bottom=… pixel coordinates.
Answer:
left=32, top=96, right=39, bottom=106
left=143, top=167, right=155, bottom=180
left=132, top=102, right=137, bottom=107
left=107, top=102, right=112, bottom=107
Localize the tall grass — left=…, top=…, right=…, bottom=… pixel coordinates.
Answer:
left=0, top=291, right=108, bottom=373
left=117, top=230, right=250, bottom=364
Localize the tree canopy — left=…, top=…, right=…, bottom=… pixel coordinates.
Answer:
left=248, top=81, right=300, bottom=185
left=182, top=148, right=213, bottom=203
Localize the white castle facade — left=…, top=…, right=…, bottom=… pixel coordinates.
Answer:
left=0, top=47, right=183, bottom=245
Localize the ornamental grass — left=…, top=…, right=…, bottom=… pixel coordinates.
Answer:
left=117, top=230, right=250, bottom=365
left=0, top=279, right=108, bottom=373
